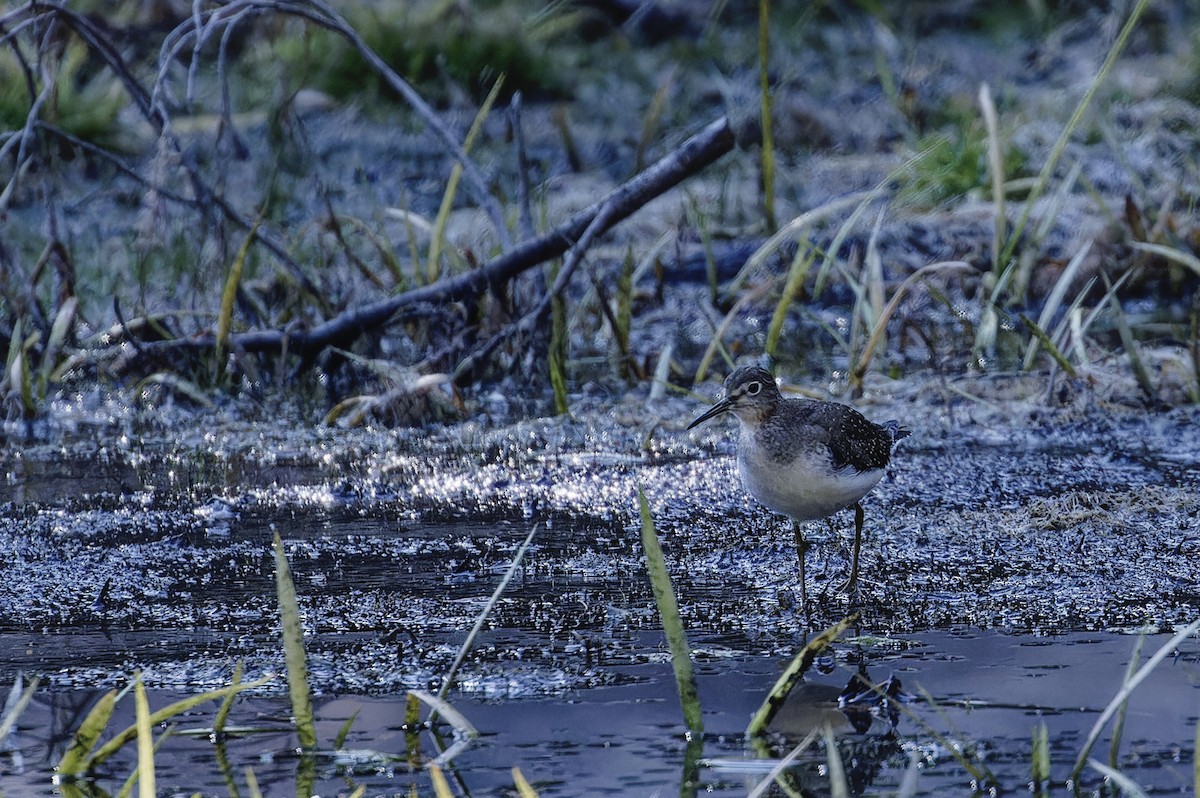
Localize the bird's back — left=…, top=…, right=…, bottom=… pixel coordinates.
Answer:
left=759, top=398, right=905, bottom=474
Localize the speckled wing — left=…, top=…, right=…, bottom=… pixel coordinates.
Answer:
left=820, top=404, right=898, bottom=473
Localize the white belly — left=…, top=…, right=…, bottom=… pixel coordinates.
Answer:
left=737, top=440, right=884, bottom=521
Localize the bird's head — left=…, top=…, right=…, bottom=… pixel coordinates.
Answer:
left=687, top=366, right=781, bottom=429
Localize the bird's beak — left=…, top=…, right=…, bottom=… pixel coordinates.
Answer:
left=687, top=397, right=732, bottom=430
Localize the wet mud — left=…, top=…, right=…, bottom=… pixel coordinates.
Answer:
left=1, top=379, right=1198, bottom=794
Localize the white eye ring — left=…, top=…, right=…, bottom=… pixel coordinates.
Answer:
left=746, top=381, right=762, bottom=396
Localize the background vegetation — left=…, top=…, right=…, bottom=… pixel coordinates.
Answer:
left=1, top=0, right=1198, bottom=426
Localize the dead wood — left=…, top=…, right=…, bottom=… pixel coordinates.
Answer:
left=125, top=115, right=736, bottom=376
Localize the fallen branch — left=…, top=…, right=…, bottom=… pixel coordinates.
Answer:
left=122, top=115, right=736, bottom=373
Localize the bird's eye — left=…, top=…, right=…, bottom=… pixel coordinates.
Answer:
left=746, top=381, right=762, bottom=396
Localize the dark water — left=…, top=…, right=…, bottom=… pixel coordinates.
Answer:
left=3, top=628, right=1197, bottom=795
left=1, top=397, right=1198, bottom=795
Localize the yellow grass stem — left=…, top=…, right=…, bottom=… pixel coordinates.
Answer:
left=427, top=74, right=506, bottom=282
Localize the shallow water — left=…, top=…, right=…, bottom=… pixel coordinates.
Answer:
left=1, top=391, right=1198, bottom=794
left=3, top=629, right=1197, bottom=795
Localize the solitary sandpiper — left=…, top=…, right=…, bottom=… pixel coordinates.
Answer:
left=688, top=365, right=909, bottom=605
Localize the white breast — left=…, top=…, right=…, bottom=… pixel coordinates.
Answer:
left=737, top=428, right=884, bottom=521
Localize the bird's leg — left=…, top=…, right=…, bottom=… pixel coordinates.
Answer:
left=792, top=519, right=810, bottom=609
left=843, top=501, right=865, bottom=596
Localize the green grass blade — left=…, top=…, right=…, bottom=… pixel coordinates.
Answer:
left=999, top=0, right=1150, bottom=270
left=637, top=486, right=702, bottom=732
left=549, top=258, right=570, bottom=415
left=57, top=688, right=117, bottom=773
left=333, top=708, right=359, bottom=751
left=765, top=241, right=817, bottom=358
left=757, top=0, right=775, bottom=231
left=427, top=74, right=506, bottom=281
left=1031, top=721, right=1050, bottom=785
left=83, top=678, right=271, bottom=770
left=273, top=530, right=317, bottom=750
left=746, top=614, right=858, bottom=737
left=218, top=223, right=258, bottom=363
left=133, top=676, right=156, bottom=798
left=1100, top=269, right=1155, bottom=399
left=1109, top=634, right=1146, bottom=770
left=213, top=661, right=243, bottom=739
left=1071, top=618, right=1200, bottom=780
left=1019, top=313, right=1077, bottom=378
left=898, top=684, right=996, bottom=788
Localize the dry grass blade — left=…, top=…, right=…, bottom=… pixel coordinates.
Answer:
left=136, top=373, right=216, bottom=408
left=1023, top=240, right=1092, bottom=370
left=410, top=689, right=479, bottom=740
left=897, top=749, right=922, bottom=798
left=244, top=766, right=263, bottom=798
left=746, top=614, right=858, bottom=737
left=727, top=191, right=873, bottom=297
left=745, top=728, right=820, bottom=798
left=850, top=260, right=975, bottom=394
left=512, top=766, right=540, bottom=798
left=979, top=82, right=1006, bottom=273
left=696, top=278, right=775, bottom=383
left=0, top=674, right=39, bottom=742
left=1071, top=618, right=1200, bottom=781
left=635, top=67, right=675, bottom=174
left=272, top=530, right=317, bottom=750
left=1130, top=241, right=1200, bottom=279
left=436, top=525, right=539, bottom=703
left=428, top=762, right=455, bottom=798
left=38, top=296, right=77, bottom=397
left=1087, top=760, right=1150, bottom=798
left=638, top=487, right=703, bottom=732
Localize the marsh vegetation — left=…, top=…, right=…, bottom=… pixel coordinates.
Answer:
left=1, top=0, right=1199, bottom=795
